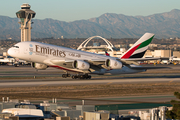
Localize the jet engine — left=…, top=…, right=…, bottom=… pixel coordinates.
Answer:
left=105, top=59, right=123, bottom=69
left=72, top=60, right=90, bottom=70
left=31, top=62, right=48, bottom=70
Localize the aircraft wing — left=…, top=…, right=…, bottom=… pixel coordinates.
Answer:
left=45, top=58, right=106, bottom=72
left=47, top=59, right=75, bottom=69
left=46, top=57, right=162, bottom=72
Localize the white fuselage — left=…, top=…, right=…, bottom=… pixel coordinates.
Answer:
left=8, top=41, right=145, bottom=75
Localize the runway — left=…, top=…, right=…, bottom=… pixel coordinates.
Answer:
left=0, top=77, right=179, bottom=87
left=0, top=64, right=179, bottom=105
left=0, top=64, right=180, bottom=87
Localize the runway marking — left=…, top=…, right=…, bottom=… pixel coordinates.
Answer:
left=39, top=84, right=47, bottom=86
left=107, top=82, right=112, bottom=84
left=169, top=80, right=173, bottom=83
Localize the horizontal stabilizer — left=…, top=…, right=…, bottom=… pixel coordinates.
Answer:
left=121, top=57, right=160, bottom=61
left=130, top=66, right=170, bottom=70
left=120, top=57, right=160, bottom=65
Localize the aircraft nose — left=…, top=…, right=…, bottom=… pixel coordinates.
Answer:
left=7, top=47, right=13, bottom=56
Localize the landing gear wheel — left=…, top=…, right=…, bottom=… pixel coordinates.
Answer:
left=71, top=74, right=91, bottom=79
left=62, top=74, right=67, bottom=78
left=67, top=74, right=71, bottom=77
left=72, top=75, right=77, bottom=79
left=62, top=74, right=71, bottom=78
left=87, top=75, right=91, bottom=79
left=79, top=75, right=84, bottom=79
left=84, top=74, right=91, bottom=79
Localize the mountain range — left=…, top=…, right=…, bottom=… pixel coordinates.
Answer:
left=1, top=9, right=180, bottom=40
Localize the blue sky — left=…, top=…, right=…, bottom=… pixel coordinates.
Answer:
left=0, top=0, right=180, bottom=22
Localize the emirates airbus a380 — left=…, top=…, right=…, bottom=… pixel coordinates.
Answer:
left=8, top=33, right=160, bottom=79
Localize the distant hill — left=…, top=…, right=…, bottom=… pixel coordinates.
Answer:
left=1, top=9, right=180, bottom=40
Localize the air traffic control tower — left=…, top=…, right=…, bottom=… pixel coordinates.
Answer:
left=16, top=4, right=36, bottom=42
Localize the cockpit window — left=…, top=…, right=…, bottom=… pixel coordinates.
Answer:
left=13, top=46, right=19, bottom=48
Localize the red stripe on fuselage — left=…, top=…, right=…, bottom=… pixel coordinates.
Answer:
left=121, top=44, right=141, bottom=59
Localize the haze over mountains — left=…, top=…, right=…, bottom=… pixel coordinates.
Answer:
left=0, top=9, right=180, bottom=40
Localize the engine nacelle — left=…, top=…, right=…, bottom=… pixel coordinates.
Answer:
left=73, top=60, right=90, bottom=70
left=105, top=59, right=123, bottom=69
left=31, top=62, right=48, bottom=70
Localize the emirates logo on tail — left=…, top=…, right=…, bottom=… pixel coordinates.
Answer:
left=121, top=33, right=154, bottom=59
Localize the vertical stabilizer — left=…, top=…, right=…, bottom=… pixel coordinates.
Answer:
left=121, top=33, right=154, bottom=59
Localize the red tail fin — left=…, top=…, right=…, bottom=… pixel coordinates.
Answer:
left=105, top=51, right=110, bottom=56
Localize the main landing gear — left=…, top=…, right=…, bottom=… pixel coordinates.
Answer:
left=61, top=73, right=91, bottom=79
left=72, top=74, right=91, bottom=79
left=62, top=74, right=71, bottom=78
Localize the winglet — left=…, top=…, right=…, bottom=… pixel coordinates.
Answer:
left=121, top=33, right=154, bottom=59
